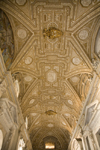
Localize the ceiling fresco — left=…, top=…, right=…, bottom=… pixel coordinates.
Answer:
left=0, top=9, right=14, bottom=70
left=0, top=0, right=100, bottom=149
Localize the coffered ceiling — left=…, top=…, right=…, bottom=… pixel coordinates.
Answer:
left=0, top=0, right=100, bottom=149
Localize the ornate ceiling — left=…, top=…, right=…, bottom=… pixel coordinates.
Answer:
left=0, top=0, right=100, bottom=149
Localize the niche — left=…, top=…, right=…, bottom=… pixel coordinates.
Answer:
left=86, top=136, right=91, bottom=150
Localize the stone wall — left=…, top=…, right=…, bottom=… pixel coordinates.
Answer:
left=69, top=67, right=100, bottom=150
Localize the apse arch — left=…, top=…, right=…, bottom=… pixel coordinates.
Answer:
left=0, top=9, right=14, bottom=70
left=31, top=126, right=69, bottom=150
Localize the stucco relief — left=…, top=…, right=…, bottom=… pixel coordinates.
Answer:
left=31, top=4, right=69, bottom=55
left=2, top=0, right=96, bottom=149
left=91, top=58, right=99, bottom=69
left=71, top=76, right=80, bottom=83
left=81, top=0, right=92, bottom=7
left=65, top=113, right=70, bottom=117
left=78, top=29, right=88, bottom=40
left=71, top=139, right=81, bottom=150
left=24, top=57, right=33, bottom=65
left=46, top=70, right=57, bottom=83
left=47, top=123, right=54, bottom=128
left=68, top=100, right=73, bottom=105
left=16, top=0, right=27, bottom=6
left=17, top=28, right=27, bottom=39
left=24, top=76, right=32, bottom=82
left=29, top=99, right=35, bottom=104
left=72, top=57, right=81, bottom=65
left=31, top=113, right=37, bottom=116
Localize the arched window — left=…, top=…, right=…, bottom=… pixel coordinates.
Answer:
left=0, top=130, right=3, bottom=150
left=45, top=143, right=55, bottom=149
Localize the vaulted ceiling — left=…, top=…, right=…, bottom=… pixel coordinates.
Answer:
left=0, top=0, right=100, bottom=149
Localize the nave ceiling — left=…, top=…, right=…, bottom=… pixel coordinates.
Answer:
left=0, top=0, right=100, bottom=149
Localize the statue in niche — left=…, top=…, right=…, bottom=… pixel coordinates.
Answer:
left=12, top=72, right=21, bottom=98
left=18, top=139, right=25, bottom=150
left=12, top=76, right=19, bottom=98
left=43, top=27, right=63, bottom=39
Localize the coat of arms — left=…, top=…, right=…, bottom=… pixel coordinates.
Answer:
left=43, top=27, right=63, bottom=39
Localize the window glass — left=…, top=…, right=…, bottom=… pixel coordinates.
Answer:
left=45, top=143, right=55, bottom=149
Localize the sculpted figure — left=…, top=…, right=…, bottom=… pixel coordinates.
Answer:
left=18, top=139, right=25, bottom=150
left=91, top=58, right=99, bottom=69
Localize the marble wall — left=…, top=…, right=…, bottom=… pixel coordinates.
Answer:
left=0, top=50, right=32, bottom=150
left=69, top=70, right=100, bottom=150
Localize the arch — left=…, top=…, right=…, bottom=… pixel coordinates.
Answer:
left=95, top=27, right=100, bottom=57
left=91, top=17, right=100, bottom=58
left=38, top=136, right=61, bottom=150
left=0, top=9, right=14, bottom=70
left=71, top=139, right=82, bottom=150
left=0, top=129, right=3, bottom=150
